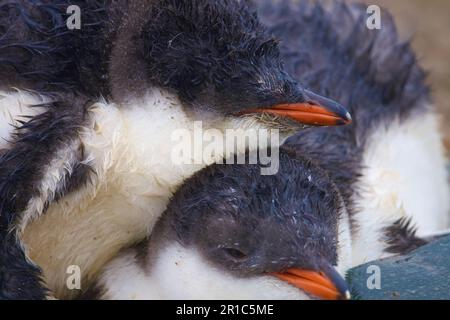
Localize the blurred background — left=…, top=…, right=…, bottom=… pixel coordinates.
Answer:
left=358, top=0, right=450, bottom=153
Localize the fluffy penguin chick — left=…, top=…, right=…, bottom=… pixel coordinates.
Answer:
left=86, top=149, right=353, bottom=300
left=264, top=0, right=450, bottom=265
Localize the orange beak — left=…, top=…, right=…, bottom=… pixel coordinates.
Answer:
left=241, top=90, right=352, bottom=126
left=272, top=268, right=351, bottom=300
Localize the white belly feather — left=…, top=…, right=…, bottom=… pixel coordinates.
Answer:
left=98, top=244, right=312, bottom=300
left=351, top=109, right=449, bottom=266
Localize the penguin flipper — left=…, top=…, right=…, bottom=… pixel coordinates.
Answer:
left=384, top=217, right=428, bottom=255
left=0, top=96, right=90, bottom=299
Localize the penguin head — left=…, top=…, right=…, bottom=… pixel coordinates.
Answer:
left=141, top=149, right=352, bottom=300
left=135, top=0, right=350, bottom=135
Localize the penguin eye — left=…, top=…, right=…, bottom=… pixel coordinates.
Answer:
left=222, top=247, right=248, bottom=261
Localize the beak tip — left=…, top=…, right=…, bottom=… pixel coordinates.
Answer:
left=344, top=290, right=351, bottom=300
left=345, top=112, right=352, bottom=122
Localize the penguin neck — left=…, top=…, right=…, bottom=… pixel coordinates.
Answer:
left=85, top=88, right=206, bottom=194
left=84, top=87, right=281, bottom=196
left=98, top=242, right=311, bottom=300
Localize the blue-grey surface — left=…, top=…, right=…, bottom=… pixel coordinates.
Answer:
left=346, top=236, right=450, bottom=300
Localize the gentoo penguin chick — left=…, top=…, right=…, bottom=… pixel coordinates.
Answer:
left=257, top=1, right=449, bottom=265
left=86, top=149, right=352, bottom=300
left=0, top=0, right=350, bottom=299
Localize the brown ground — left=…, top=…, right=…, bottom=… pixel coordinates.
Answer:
left=358, top=0, right=450, bottom=153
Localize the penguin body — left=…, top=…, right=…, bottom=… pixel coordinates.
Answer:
left=257, top=1, right=449, bottom=264
left=0, top=0, right=350, bottom=299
